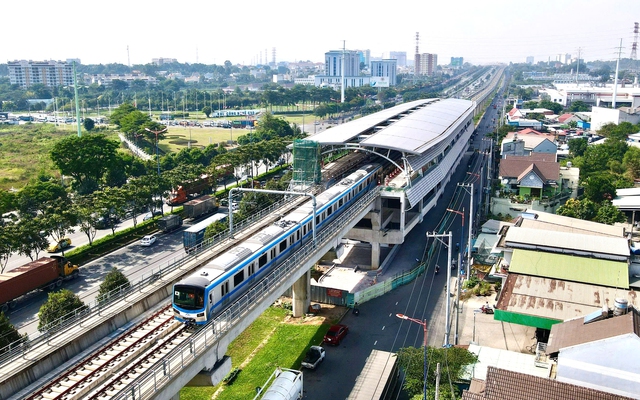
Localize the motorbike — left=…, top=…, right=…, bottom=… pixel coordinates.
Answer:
left=480, top=304, right=494, bottom=314
left=435, top=265, right=440, bottom=275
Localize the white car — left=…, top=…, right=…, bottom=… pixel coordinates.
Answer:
left=140, top=235, right=157, bottom=247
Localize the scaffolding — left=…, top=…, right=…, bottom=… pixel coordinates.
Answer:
left=290, top=140, right=321, bottom=190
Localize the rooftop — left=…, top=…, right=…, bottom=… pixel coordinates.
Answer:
left=462, top=366, right=635, bottom=400
left=546, top=307, right=640, bottom=355
left=520, top=209, right=625, bottom=237
left=496, top=274, right=639, bottom=323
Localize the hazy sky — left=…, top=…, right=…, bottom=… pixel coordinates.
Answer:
left=4, top=0, right=639, bottom=66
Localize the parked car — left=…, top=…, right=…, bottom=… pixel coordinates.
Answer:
left=301, top=346, right=325, bottom=369
left=140, top=234, right=157, bottom=247
left=323, top=324, right=348, bottom=345
left=47, top=237, right=72, bottom=253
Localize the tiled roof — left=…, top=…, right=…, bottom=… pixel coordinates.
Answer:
left=499, top=158, right=559, bottom=181
left=461, top=366, right=635, bottom=400
left=546, top=307, right=640, bottom=354
left=557, top=113, right=576, bottom=123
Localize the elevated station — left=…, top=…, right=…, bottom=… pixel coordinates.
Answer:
left=300, top=98, right=475, bottom=270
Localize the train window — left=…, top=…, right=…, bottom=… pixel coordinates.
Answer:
left=221, top=281, right=229, bottom=297
left=303, top=225, right=307, bottom=235
left=249, top=263, right=255, bottom=275
left=296, top=230, right=300, bottom=241
left=316, top=215, right=320, bottom=225
left=234, top=270, right=244, bottom=286
left=327, top=206, right=333, bottom=216
left=289, top=235, right=294, bottom=245
left=279, top=240, right=287, bottom=252
left=339, top=199, right=343, bottom=207
left=271, top=248, right=276, bottom=259
left=259, top=254, right=267, bottom=268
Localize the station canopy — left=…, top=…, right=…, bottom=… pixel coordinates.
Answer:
left=305, top=98, right=474, bottom=155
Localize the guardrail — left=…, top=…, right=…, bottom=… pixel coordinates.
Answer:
left=0, top=190, right=316, bottom=368
left=112, top=187, right=380, bottom=400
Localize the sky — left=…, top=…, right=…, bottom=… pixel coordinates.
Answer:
left=3, top=0, right=640, bottom=67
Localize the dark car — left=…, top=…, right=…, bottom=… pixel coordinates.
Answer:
left=323, top=324, right=348, bottom=345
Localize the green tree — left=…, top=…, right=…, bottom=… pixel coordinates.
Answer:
left=0, top=223, right=18, bottom=273
left=582, top=173, right=617, bottom=202
left=74, top=194, right=99, bottom=245
left=14, top=217, right=49, bottom=261
left=202, top=105, right=212, bottom=118
left=397, top=346, right=478, bottom=399
left=623, top=146, right=640, bottom=180
left=0, top=312, right=23, bottom=352
left=568, top=101, right=591, bottom=112
left=16, top=180, right=70, bottom=218
left=38, top=289, right=88, bottom=331
left=204, top=220, right=228, bottom=239
left=109, top=103, right=137, bottom=127
left=83, top=117, right=95, bottom=131
left=594, top=202, right=627, bottom=225
left=0, top=190, right=16, bottom=215
left=97, top=267, right=130, bottom=303
left=568, top=138, right=588, bottom=157
left=557, top=198, right=598, bottom=220
left=539, top=99, right=563, bottom=114
left=50, top=134, right=120, bottom=194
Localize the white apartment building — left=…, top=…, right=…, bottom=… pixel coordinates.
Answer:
left=370, top=60, right=397, bottom=86
left=8, top=60, right=74, bottom=88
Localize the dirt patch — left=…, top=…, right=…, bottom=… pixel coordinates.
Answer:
left=275, top=297, right=347, bottom=325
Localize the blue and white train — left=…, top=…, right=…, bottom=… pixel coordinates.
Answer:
left=172, top=163, right=381, bottom=325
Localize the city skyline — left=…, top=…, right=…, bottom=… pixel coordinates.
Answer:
left=3, top=0, right=639, bottom=67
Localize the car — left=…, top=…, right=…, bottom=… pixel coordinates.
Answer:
left=140, top=234, right=157, bottom=247
left=47, top=237, right=71, bottom=253
left=323, top=324, right=348, bottom=345
left=143, top=210, right=163, bottom=221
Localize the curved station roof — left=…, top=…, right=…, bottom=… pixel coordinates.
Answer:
left=305, top=98, right=475, bottom=156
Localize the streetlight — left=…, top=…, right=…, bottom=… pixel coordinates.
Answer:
left=145, top=127, right=167, bottom=176
left=396, top=313, right=428, bottom=400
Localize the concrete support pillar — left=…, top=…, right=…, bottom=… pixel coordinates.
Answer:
left=371, top=241, right=381, bottom=269
left=186, top=356, right=231, bottom=387
left=292, top=270, right=310, bottom=318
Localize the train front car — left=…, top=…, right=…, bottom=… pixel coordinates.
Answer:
left=173, top=276, right=210, bottom=326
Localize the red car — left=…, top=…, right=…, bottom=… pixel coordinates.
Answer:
left=324, top=324, right=349, bottom=345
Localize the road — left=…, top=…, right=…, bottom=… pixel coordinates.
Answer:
left=303, top=96, right=503, bottom=399
left=6, top=217, right=192, bottom=336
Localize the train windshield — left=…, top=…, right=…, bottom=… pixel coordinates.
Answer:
left=173, top=285, right=205, bottom=310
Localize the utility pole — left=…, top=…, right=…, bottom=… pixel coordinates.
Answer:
left=426, top=231, right=453, bottom=346
left=341, top=40, right=346, bottom=104
left=613, top=39, right=623, bottom=109
left=435, top=363, right=441, bottom=400
left=72, top=61, right=81, bottom=137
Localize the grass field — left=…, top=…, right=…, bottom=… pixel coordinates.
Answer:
left=0, top=123, right=118, bottom=190
left=179, top=307, right=331, bottom=400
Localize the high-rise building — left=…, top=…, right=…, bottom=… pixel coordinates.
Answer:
left=451, top=57, right=464, bottom=68
left=8, top=60, right=74, bottom=88
left=370, top=59, right=397, bottom=86
left=152, top=57, right=178, bottom=65
left=526, top=56, right=534, bottom=64
left=390, top=51, right=407, bottom=67
left=418, top=53, right=437, bottom=76
left=324, top=50, right=360, bottom=76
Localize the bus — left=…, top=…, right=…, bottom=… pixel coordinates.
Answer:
left=182, top=213, right=227, bottom=251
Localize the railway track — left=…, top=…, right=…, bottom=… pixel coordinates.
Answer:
left=26, top=305, right=188, bottom=400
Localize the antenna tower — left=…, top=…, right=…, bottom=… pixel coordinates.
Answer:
left=127, top=45, right=130, bottom=67
left=272, top=47, right=276, bottom=66
left=631, top=22, right=639, bottom=60
left=414, top=32, right=420, bottom=77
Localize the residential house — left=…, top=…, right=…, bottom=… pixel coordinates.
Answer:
left=545, top=307, right=640, bottom=399
left=556, top=113, right=581, bottom=125
left=462, top=366, right=634, bottom=400
left=501, top=129, right=557, bottom=158
left=498, top=154, right=560, bottom=200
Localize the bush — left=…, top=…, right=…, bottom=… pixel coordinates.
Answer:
left=97, top=267, right=131, bottom=303
left=38, top=289, right=88, bottom=331
left=474, top=281, right=493, bottom=296
left=463, top=276, right=480, bottom=289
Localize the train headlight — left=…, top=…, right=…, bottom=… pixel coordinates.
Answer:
left=197, top=312, right=205, bottom=317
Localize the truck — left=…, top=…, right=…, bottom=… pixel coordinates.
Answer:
left=301, top=345, right=325, bottom=369
left=183, top=195, right=218, bottom=220
left=158, top=214, right=183, bottom=233
left=183, top=213, right=228, bottom=251
left=0, top=256, right=79, bottom=313
left=254, top=368, right=303, bottom=400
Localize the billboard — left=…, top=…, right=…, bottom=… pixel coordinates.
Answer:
left=370, top=77, right=390, bottom=88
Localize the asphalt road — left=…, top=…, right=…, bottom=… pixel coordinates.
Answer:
left=302, top=96, right=503, bottom=399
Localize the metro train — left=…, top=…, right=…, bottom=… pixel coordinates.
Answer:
left=172, top=163, right=381, bottom=325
